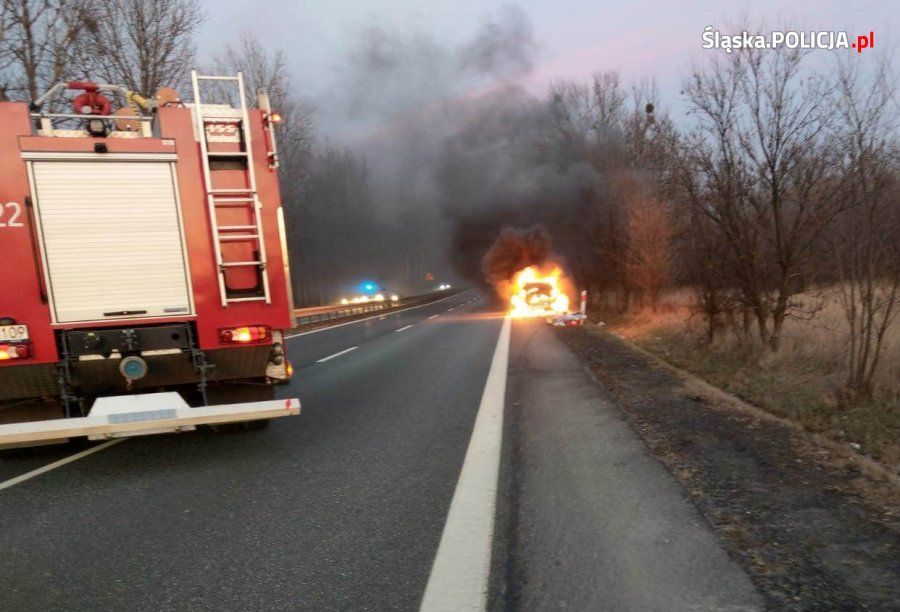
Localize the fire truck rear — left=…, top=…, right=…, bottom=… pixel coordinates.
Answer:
left=0, top=72, right=300, bottom=447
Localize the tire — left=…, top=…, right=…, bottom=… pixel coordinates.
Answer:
left=204, top=382, right=275, bottom=434
left=204, top=381, right=275, bottom=405
left=239, top=419, right=270, bottom=431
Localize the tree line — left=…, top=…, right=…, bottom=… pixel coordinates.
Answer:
left=429, top=46, right=896, bottom=403
left=523, top=49, right=898, bottom=401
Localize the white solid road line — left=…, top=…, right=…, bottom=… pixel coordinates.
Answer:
left=395, top=325, right=413, bottom=333
left=428, top=314, right=439, bottom=320
left=316, top=346, right=358, bottom=363
left=285, top=291, right=469, bottom=339
left=420, top=315, right=511, bottom=612
left=0, top=438, right=126, bottom=492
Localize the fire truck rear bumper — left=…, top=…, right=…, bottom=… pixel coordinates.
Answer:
left=0, top=391, right=300, bottom=447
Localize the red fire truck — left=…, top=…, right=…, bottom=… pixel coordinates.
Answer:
left=0, top=72, right=300, bottom=447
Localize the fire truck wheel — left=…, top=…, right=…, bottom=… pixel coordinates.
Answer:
left=205, top=381, right=275, bottom=404
left=204, top=382, right=275, bottom=433
left=209, top=417, right=271, bottom=433
left=239, top=419, right=270, bottom=431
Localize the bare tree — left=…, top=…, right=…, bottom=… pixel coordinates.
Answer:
left=591, top=70, right=626, bottom=134
left=625, top=192, right=672, bottom=311
left=213, top=32, right=313, bottom=190
left=0, top=0, right=89, bottom=102
left=214, top=33, right=290, bottom=107
left=540, top=72, right=681, bottom=314
left=624, top=80, right=668, bottom=169
left=739, top=48, right=839, bottom=349
left=679, top=54, right=761, bottom=343
left=681, top=46, right=839, bottom=350
left=831, top=57, right=900, bottom=399
left=76, top=0, right=203, bottom=95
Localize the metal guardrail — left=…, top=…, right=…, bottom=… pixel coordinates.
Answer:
left=292, top=291, right=455, bottom=328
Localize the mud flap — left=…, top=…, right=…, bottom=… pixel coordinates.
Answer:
left=0, top=391, right=300, bottom=447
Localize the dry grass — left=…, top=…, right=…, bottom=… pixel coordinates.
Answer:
left=602, top=287, right=900, bottom=473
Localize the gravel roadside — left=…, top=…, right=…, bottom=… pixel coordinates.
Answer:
left=557, top=325, right=900, bottom=611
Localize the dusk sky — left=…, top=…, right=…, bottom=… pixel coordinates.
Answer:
left=195, top=1, right=895, bottom=137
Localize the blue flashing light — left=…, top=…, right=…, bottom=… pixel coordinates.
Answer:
left=360, top=281, right=378, bottom=294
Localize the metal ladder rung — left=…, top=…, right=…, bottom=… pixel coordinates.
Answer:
left=219, top=234, right=260, bottom=242
left=212, top=196, right=254, bottom=202
left=218, top=225, right=259, bottom=231
left=221, top=261, right=264, bottom=268
left=213, top=202, right=255, bottom=208
left=196, top=75, right=240, bottom=81
left=207, top=151, right=248, bottom=157
left=226, top=296, right=268, bottom=303
left=209, top=188, right=255, bottom=194
left=202, top=116, right=242, bottom=123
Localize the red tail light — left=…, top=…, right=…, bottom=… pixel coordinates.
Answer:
left=220, top=325, right=271, bottom=344
left=0, top=343, right=30, bottom=360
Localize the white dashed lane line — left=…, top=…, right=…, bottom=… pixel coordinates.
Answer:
left=285, top=290, right=469, bottom=339
left=395, top=325, right=413, bottom=333
left=428, top=314, right=439, bottom=320
left=316, top=346, right=358, bottom=363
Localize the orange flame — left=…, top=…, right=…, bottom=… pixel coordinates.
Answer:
left=509, top=266, right=570, bottom=318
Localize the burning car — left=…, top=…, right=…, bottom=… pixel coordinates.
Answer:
left=510, top=266, right=570, bottom=317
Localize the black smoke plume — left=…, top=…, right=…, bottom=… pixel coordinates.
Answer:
left=482, top=226, right=551, bottom=285
left=306, top=7, right=623, bottom=299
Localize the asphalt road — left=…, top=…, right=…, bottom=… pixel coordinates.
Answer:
left=0, top=291, right=499, bottom=611
left=0, top=293, right=764, bottom=611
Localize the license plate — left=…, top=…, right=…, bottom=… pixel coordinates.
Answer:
left=0, top=325, right=29, bottom=341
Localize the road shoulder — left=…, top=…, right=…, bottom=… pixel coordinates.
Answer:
left=557, top=325, right=900, bottom=610
left=502, top=319, right=763, bottom=611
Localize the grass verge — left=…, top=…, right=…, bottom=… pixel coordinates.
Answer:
left=602, top=304, right=900, bottom=474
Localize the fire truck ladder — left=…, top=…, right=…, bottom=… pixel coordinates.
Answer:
left=190, top=70, right=271, bottom=307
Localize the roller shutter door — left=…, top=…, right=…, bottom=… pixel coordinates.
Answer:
left=31, top=161, right=192, bottom=323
